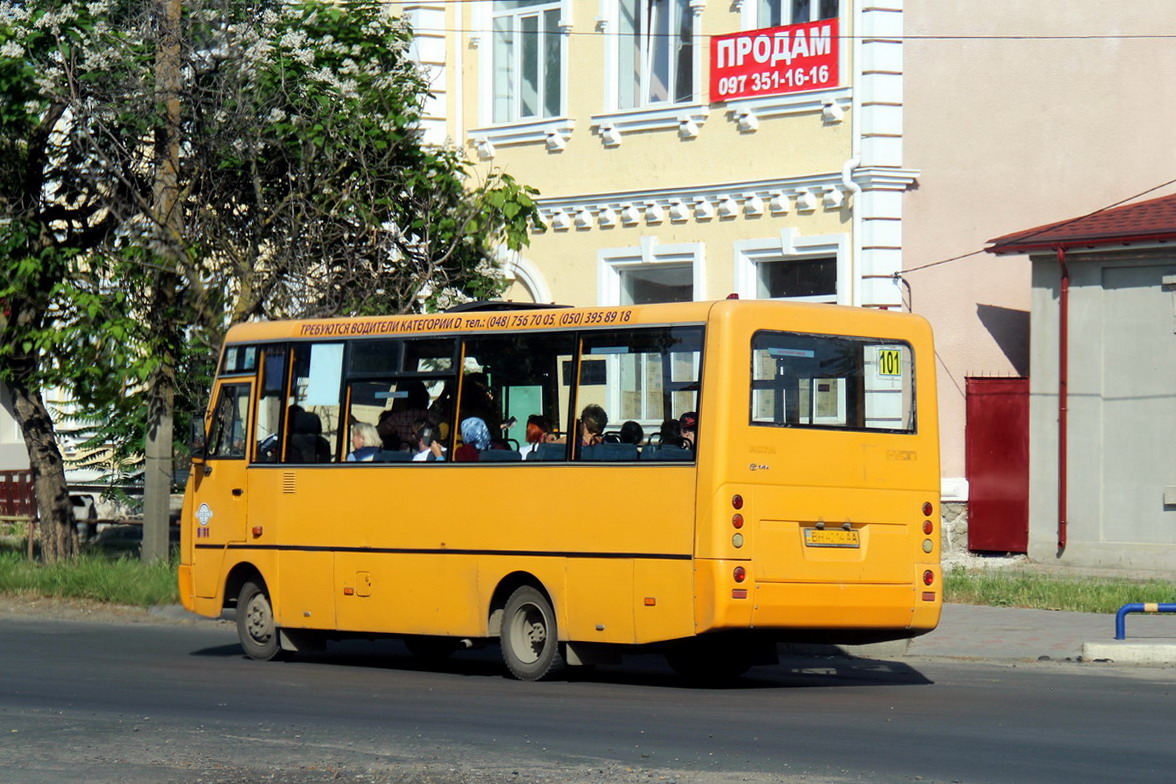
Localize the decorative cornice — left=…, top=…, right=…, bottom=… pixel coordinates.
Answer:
left=723, top=86, right=852, bottom=132
left=853, top=166, right=921, bottom=190
left=469, top=117, right=576, bottom=160
left=590, top=104, right=709, bottom=146
left=536, top=173, right=852, bottom=231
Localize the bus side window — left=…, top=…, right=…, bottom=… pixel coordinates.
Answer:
left=577, top=326, right=703, bottom=462
left=284, top=342, right=344, bottom=463
left=255, top=347, right=288, bottom=463
left=463, top=332, right=575, bottom=460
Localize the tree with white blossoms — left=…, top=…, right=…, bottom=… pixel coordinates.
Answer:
left=0, top=0, right=542, bottom=561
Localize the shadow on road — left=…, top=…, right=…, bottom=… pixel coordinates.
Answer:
left=190, top=637, right=933, bottom=689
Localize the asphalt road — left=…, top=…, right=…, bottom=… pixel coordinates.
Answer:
left=2, top=615, right=1175, bottom=784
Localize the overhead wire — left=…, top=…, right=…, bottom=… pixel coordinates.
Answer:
left=900, top=176, right=1176, bottom=276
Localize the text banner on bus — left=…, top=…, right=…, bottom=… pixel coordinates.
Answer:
left=710, top=18, right=839, bottom=102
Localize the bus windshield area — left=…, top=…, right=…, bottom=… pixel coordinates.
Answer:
left=750, top=330, right=915, bottom=433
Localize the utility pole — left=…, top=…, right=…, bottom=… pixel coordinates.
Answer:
left=142, top=0, right=183, bottom=562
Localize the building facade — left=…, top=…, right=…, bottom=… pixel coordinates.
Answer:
left=988, top=196, right=1176, bottom=570
left=903, top=1, right=1176, bottom=510
left=397, top=0, right=916, bottom=312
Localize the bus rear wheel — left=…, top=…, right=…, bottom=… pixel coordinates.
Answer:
left=501, top=586, right=565, bottom=681
left=237, top=580, right=280, bottom=661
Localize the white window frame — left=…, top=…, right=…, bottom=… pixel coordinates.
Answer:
left=473, top=0, right=574, bottom=148
left=489, top=0, right=564, bottom=124
left=598, top=237, right=705, bottom=306
left=602, top=0, right=703, bottom=112
left=744, top=0, right=839, bottom=30
left=734, top=229, right=847, bottom=304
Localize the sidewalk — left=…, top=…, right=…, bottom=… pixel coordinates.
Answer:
left=900, top=603, right=1176, bottom=666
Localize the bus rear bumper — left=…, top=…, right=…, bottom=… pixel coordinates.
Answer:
left=745, top=580, right=941, bottom=637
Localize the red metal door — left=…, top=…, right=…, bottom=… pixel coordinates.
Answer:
left=965, top=377, right=1029, bottom=552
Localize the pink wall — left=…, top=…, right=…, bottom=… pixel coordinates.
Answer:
left=903, top=0, right=1176, bottom=486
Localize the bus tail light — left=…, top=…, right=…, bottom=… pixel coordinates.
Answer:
left=923, top=520, right=933, bottom=535
left=922, top=501, right=934, bottom=517
left=923, top=570, right=935, bottom=586
left=732, top=494, right=744, bottom=510
left=733, top=566, right=746, bottom=583
left=732, top=588, right=748, bottom=599
left=732, top=513, right=744, bottom=529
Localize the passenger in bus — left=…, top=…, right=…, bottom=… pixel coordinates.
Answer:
left=678, top=411, right=698, bottom=450
left=546, top=404, right=607, bottom=457
left=286, top=407, right=332, bottom=463
left=657, top=418, right=688, bottom=449
left=383, top=380, right=431, bottom=446
left=375, top=410, right=402, bottom=452
left=458, top=372, right=501, bottom=435
left=347, top=422, right=381, bottom=462
left=411, top=420, right=446, bottom=462
left=522, top=414, right=553, bottom=456
left=579, top=404, right=608, bottom=448
left=455, top=416, right=491, bottom=462
left=619, top=420, right=644, bottom=446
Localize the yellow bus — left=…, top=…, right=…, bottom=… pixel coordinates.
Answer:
left=179, top=299, right=940, bottom=680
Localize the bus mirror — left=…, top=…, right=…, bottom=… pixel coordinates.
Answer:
left=189, top=419, right=207, bottom=463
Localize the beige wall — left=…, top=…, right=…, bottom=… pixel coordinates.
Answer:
left=424, top=0, right=881, bottom=308
left=904, top=1, right=1176, bottom=490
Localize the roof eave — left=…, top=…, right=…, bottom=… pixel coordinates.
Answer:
left=986, top=230, right=1176, bottom=256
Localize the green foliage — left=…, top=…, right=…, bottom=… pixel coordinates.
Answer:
left=0, top=551, right=179, bottom=606
left=945, top=567, right=1176, bottom=614
left=1, top=0, right=542, bottom=495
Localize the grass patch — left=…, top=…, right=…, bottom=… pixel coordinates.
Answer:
left=946, top=566, right=1176, bottom=614
left=0, top=552, right=179, bottom=607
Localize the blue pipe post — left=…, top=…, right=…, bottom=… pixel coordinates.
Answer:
left=1115, top=602, right=1176, bottom=640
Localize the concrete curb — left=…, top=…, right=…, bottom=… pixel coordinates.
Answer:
left=1082, top=641, right=1176, bottom=666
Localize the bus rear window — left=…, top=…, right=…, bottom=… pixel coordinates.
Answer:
left=750, top=331, right=915, bottom=433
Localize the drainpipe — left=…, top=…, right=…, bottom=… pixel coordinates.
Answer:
left=847, top=0, right=863, bottom=307
left=841, top=156, right=862, bottom=305
left=1055, top=246, right=1069, bottom=555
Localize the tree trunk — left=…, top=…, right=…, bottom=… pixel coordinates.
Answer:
left=141, top=362, right=175, bottom=562
left=5, top=378, right=77, bottom=562
left=139, top=0, right=184, bottom=563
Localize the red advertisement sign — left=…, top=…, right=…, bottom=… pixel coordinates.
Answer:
left=710, top=18, right=839, bottom=102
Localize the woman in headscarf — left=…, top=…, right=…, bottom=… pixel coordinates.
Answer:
left=455, top=416, right=492, bottom=462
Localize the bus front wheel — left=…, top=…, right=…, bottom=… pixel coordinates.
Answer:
left=237, top=580, right=280, bottom=661
left=501, top=586, right=565, bottom=681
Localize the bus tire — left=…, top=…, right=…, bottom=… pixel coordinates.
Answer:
left=501, top=586, right=565, bottom=681
left=237, top=580, right=280, bottom=661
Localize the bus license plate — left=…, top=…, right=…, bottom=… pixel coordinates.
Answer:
left=804, top=528, right=860, bottom=548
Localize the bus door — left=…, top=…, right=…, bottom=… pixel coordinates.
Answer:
left=191, top=379, right=252, bottom=599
